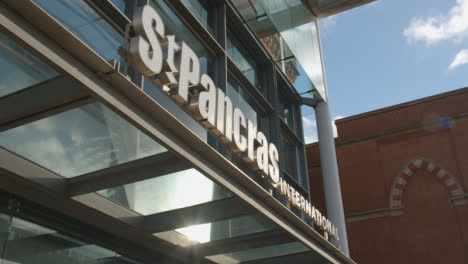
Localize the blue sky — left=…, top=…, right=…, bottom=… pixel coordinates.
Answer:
left=302, top=0, right=468, bottom=143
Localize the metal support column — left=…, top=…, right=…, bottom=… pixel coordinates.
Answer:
left=314, top=100, right=349, bottom=255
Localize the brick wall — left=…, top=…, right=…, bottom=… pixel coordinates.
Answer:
left=307, top=87, right=468, bottom=264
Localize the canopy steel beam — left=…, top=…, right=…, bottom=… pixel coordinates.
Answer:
left=240, top=251, right=323, bottom=264
left=67, top=151, right=191, bottom=196
left=3, top=234, right=80, bottom=260
left=88, top=256, right=137, bottom=264
left=0, top=75, right=94, bottom=132
left=190, top=229, right=295, bottom=257
left=125, top=197, right=256, bottom=233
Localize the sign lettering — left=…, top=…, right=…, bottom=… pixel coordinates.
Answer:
left=126, top=5, right=339, bottom=241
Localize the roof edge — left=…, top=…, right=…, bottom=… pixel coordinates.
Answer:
left=336, top=86, right=468, bottom=124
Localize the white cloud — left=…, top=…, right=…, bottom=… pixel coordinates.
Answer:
left=302, top=116, right=318, bottom=144
left=319, top=15, right=338, bottom=36
left=304, top=133, right=318, bottom=144
left=302, top=116, right=316, bottom=128
left=404, top=0, right=468, bottom=45
left=302, top=115, right=344, bottom=144
left=449, top=49, right=468, bottom=70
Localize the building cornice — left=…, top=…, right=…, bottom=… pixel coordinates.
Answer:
left=336, top=86, right=468, bottom=125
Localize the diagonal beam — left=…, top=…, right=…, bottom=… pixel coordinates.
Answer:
left=3, top=233, right=81, bottom=259
left=86, top=256, right=138, bottom=264
left=190, top=229, right=295, bottom=257
left=0, top=75, right=94, bottom=132
left=124, top=197, right=256, bottom=233
left=240, top=251, right=322, bottom=264
left=67, top=151, right=191, bottom=196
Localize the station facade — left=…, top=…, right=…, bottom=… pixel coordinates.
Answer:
left=0, top=0, right=371, bottom=263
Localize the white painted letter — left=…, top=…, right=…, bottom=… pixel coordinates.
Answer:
left=176, top=42, right=200, bottom=104
left=233, top=108, right=247, bottom=152
left=190, top=74, right=216, bottom=128
left=129, top=5, right=165, bottom=75
left=256, top=131, right=269, bottom=175
left=268, top=143, right=280, bottom=184
left=216, top=88, right=233, bottom=142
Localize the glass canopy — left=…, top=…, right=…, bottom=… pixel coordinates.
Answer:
left=0, top=0, right=353, bottom=263
left=230, top=0, right=326, bottom=101
left=0, top=33, right=58, bottom=97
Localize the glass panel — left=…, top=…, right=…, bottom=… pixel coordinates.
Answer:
left=227, top=76, right=266, bottom=133
left=140, top=1, right=216, bottom=140
left=98, top=168, right=230, bottom=215
left=279, top=86, right=294, bottom=129
left=150, top=0, right=215, bottom=73
left=0, top=102, right=166, bottom=177
left=257, top=0, right=326, bottom=100
left=280, top=103, right=293, bottom=128
left=209, top=214, right=277, bottom=241
left=182, top=0, right=216, bottom=35
left=143, top=80, right=208, bottom=141
left=249, top=17, right=315, bottom=99
left=169, top=214, right=278, bottom=244
left=227, top=27, right=263, bottom=92
left=2, top=216, right=140, bottom=263
left=111, top=0, right=127, bottom=13
left=0, top=213, right=11, bottom=258
left=34, top=0, right=124, bottom=62
left=230, top=0, right=266, bottom=21
left=281, top=132, right=297, bottom=178
left=0, top=33, right=58, bottom=98
left=208, top=242, right=309, bottom=262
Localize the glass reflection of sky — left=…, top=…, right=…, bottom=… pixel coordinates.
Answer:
left=34, top=0, right=123, bottom=62
left=0, top=33, right=58, bottom=97
left=0, top=103, right=166, bottom=177
left=227, top=83, right=258, bottom=126
left=256, top=0, right=326, bottom=100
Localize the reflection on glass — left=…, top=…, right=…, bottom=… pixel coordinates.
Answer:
left=257, top=0, right=326, bottom=100
left=34, top=0, right=124, bottom=62
left=230, top=0, right=266, bottom=21
left=99, top=168, right=230, bottom=215
left=227, top=28, right=263, bottom=92
left=169, top=214, right=278, bottom=244
left=111, top=0, right=127, bottom=13
left=210, top=214, right=277, bottom=241
left=143, top=79, right=208, bottom=141
left=209, top=242, right=309, bottom=262
left=174, top=214, right=278, bottom=244
left=182, top=0, right=215, bottom=35
left=2, top=216, right=140, bottom=263
left=165, top=214, right=278, bottom=243
left=0, top=213, right=11, bottom=257
left=0, top=102, right=166, bottom=177
left=227, top=76, right=265, bottom=133
left=151, top=0, right=214, bottom=75
left=248, top=14, right=316, bottom=100
left=0, top=33, right=58, bottom=97
left=281, top=132, right=297, bottom=178
left=177, top=223, right=212, bottom=243
left=279, top=89, right=294, bottom=129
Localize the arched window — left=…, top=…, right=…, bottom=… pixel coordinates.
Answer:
left=389, top=158, right=464, bottom=209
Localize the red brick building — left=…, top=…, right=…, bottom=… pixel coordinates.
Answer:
left=307, top=87, right=468, bottom=264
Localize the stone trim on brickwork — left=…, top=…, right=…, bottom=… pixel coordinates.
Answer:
left=346, top=208, right=404, bottom=223
left=389, top=157, right=465, bottom=209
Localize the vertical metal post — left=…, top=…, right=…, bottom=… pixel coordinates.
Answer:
left=314, top=100, right=349, bottom=255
